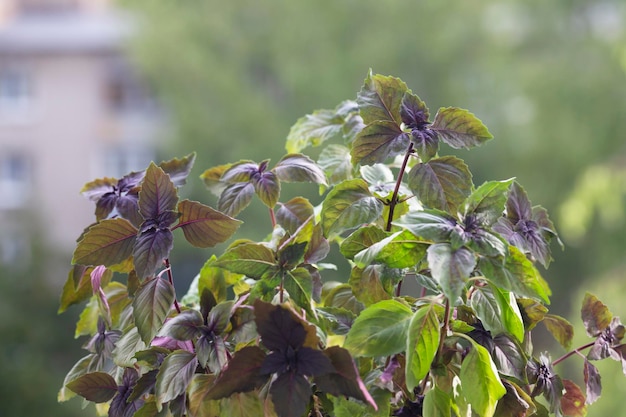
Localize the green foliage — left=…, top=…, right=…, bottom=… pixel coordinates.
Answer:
left=59, top=71, right=626, bottom=417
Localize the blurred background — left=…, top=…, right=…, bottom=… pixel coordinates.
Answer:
left=1, top=0, right=625, bottom=415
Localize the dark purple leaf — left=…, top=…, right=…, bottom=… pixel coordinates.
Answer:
left=492, top=335, right=527, bottom=383
left=175, top=200, right=242, bottom=248
left=252, top=170, right=280, bottom=208
left=204, top=346, right=268, bottom=400
left=584, top=359, right=601, bottom=405
left=109, top=368, right=143, bottom=417
left=217, top=182, right=255, bottom=217
left=158, top=152, right=196, bottom=187
left=505, top=182, right=532, bottom=224
left=158, top=309, right=204, bottom=341
left=400, top=91, right=429, bottom=129
left=81, top=177, right=119, bottom=202
left=133, top=228, right=174, bottom=279
left=128, top=370, right=158, bottom=403
left=200, top=287, right=217, bottom=324
left=351, top=121, right=411, bottom=166
left=293, top=346, right=334, bottom=377
left=114, top=193, right=143, bottom=227
left=133, top=277, right=176, bottom=344
left=410, top=128, right=439, bottom=162
left=273, top=154, right=327, bottom=185
left=155, top=350, right=198, bottom=405
left=254, top=300, right=307, bottom=351
left=270, top=372, right=311, bottom=417
left=139, top=163, right=179, bottom=221
left=314, top=346, right=377, bottom=409
left=65, top=372, right=118, bottom=403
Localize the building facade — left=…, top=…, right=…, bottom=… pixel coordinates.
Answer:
left=0, top=0, right=163, bottom=267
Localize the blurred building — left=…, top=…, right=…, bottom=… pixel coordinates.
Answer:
left=0, top=0, right=164, bottom=267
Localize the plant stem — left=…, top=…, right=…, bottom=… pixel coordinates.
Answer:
left=420, top=299, right=451, bottom=394
left=386, top=142, right=414, bottom=233
left=269, top=207, right=276, bottom=228
left=553, top=341, right=596, bottom=366
left=164, top=258, right=181, bottom=314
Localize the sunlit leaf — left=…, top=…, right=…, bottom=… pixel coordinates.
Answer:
left=321, top=179, right=383, bottom=238
left=460, top=342, right=506, bottom=417
left=340, top=225, right=387, bottom=260
left=318, top=144, right=353, bottom=187
left=407, top=156, right=473, bottom=214
left=427, top=243, right=475, bottom=302
left=471, top=285, right=524, bottom=343
left=354, top=229, right=428, bottom=269
left=584, top=359, right=602, bottom=405
left=357, top=71, right=408, bottom=126
left=200, top=163, right=232, bottom=196
left=133, top=277, right=176, bottom=344
left=344, top=299, right=413, bottom=357
left=72, top=218, right=138, bottom=267
left=405, top=302, right=440, bottom=391
left=430, top=107, right=493, bottom=149
left=212, top=242, right=277, bottom=279
left=175, top=199, right=241, bottom=248
left=112, top=327, right=146, bottom=367
left=393, top=209, right=457, bottom=243
left=351, top=121, right=410, bottom=166
left=65, top=372, right=117, bottom=403
left=252, top=170, right=280, bottom=208
left=543, top=314, right=574, bottom=350
left=155, top=350, right=198, bottom=406
left=423, top=386, right=452, bottom=417
left=348, top=264, right=392, bottom=307
left=158, top=152, right=196, bottom=187
left=158, top=309, right=203, bottom=340
left=198, top=256, right=242, bottom=303
left=581, top=292, right=612, bottom=337
left=463, top=179, right=513, bottom=226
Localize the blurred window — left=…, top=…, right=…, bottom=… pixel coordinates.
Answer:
left=0, top=67, right=33, bottom=121
left=0, top=152, right=31, bottom=209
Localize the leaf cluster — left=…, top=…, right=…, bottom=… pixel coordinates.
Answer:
left=59, top=71, right=626, bottom=417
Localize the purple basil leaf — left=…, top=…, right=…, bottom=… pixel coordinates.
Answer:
left=252, top=170, right=280, bottom=208
left=114, top=193, right=143, bottom=227
left=217, top=182, right=255, bottom=217
left=294, top=347, right=334, bottom=377
left=410, top=128, right=439, bottom=162
left=260, top=350, right=290, bottom=375
left=109, top=368, right=143, bottom=417
left=275, top=197, right=315, bottom=234
left=133, top=228, right=174, bottom=279
left=272, top=154, right=327, bottom=185
left=204, top=346, right=268, bottom=400
left=200, top=288, right=217, bottom=324
left=254, top=300, right=307, bottom=352
left=270, top=372, right=311, bottom=417
left=127, top=369, right=158, bottom=403
left=158, top=152, right=196, bottom=187
left=95, top=192, right=118, bottom=221
left=139, top=163, right=179, bottom=221
left=220, top=160, right=259, bottom=183
left=65, top=372, right=118, bottom=403
left=584, top=359, right=602, bottom=405
left=351, top=121, right=411, bottom=166
left=506, top=182, right=532, bottom=224
left=400, top=91, right=429, bottom=129
left=581, top=293, right=613, bottom=337
left=314, top=346, right=377, bottom=409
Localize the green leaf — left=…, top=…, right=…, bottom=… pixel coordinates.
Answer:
left=479, top=245, right=551, bottom=304
left=460, top=342, right=506, bottom=417
left=405, top=302, right=440, bottom=392
left=344, top=299, right=413, bottom=357
left=188, top=374, right=221, bottom=417
left=354, top=229, right=428, bottom=269
left=133, top=277, right=176, bottom=344
left=158, top=309, right=204, bottom=340
left=323, top=283, right=364, bottom=314
left=112, top=327, right=147, bottom=367
left=221, top=392, right=266, bottom=417
left=198, top=256, right=242, bottom=303
left=318, top=144, right=353, bottom=187
left=407, top=156, right=473, bottom=214
left=284, top=268, right=314, bottom=312
left=133, top=228, right=174, bottom=279
left=348, top=265, right=392, bottom=307
left=581, top=292, right=612, bottom=337
left=430, top=107, right=493, bottom=149
left=155, top=350, right=198, bottom=406
left=72, top=218, right=138, bottom=267
left=65, top=372, right=117, bottom=403
left=321, top=179, right=383, bottom=238
left=212, top=243, right=277, bottom=279
left=427, top=244, right=476, bottom=302
left=285, top=101, right=356, bottom=153
left=471, top=286, right=524, bottom=343
left=139, top=162, right=179, bottom=220
left=273, top=153, right=327, bottom=185
left=340, top=225, right=387, bottom=260
left=275, top=197, right=315, bottom=234
left=464, top=179, right=514, bottom=226
left=218, top=182, right=255, bottom=217
left=543, top=314, right=574, bottom=350
left=357, top=71, right=408, bottom=126
left=351, top=121, right=410, bottom=166
left=423, top=386, right=452, bottom=417
left=175, top=199, right=242, bottom=248
left=204, top=346, right=268, bottom=400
